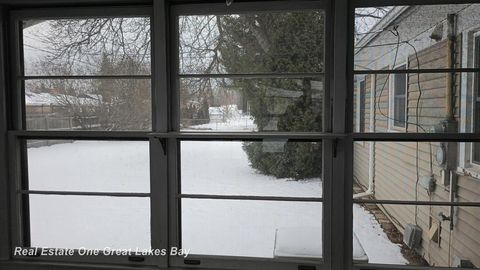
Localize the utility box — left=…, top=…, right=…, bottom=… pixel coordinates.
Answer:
left=452, top=256, right=475, bottom=268
left=403, top=224, right=422, bottom=249
left=419, top=175, right=436, bottom=193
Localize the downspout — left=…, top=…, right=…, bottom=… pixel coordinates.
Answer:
left=354, top=74, right=376, bottom=199
left=447, top=14, right=458, bottom=232
left=445, top=14, right=456, bottom=122
left=444, top=14, right=458, bottom=232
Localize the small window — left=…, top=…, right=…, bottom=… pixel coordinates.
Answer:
left=357, top=77, right=366, bottom=133
left=392, top=65, right=407, bottom=128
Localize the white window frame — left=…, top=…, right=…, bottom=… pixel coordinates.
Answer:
left=388, top=63, right=408, bottom=132
left=472, top=35, right=480, bottom=167
left=355, top=75, right=367, bottom=130
left=458, top=29, right=480, bottom=178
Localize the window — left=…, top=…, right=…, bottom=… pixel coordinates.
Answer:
left=178, top=9, right=325, bottom=132
left=392, top=65, right=407, bottom=129
left=3, top=2, right=331, bottom=270
left=7, top=7, right=159, bottom=266
left=354, top=4, right=480, bottom=270
left=356, top=76, right=366, bottom=133
left=3, top=1, right=480, bottom=270
left=473, top=36, right=480, bottom=165
left=172, top=3, right=327, bottom=268
left=23, top=17, right=152, bottom=131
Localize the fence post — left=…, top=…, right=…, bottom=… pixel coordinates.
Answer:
left=44, top=115, right=49, bottom=130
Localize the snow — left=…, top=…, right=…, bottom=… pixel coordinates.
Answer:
left=27, top=141, right=150, bottom=193
left=274, top=227, right=323, bottom=259
left=27, top=125, right=407, bottom=264
left=273, top=227, right=368, bottom=262
left=25, top=92, right=60, bottom=106
left=183, top=105, right=257, bottom=131
left=25, top=91, right=101, bottom=106
left=180, top=141, right=321, bottom=197
left=353, top=204, right=408, bottom=264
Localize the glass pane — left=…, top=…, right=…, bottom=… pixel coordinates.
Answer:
left=179, top=10, right=325, bottom=74
left=25, top=79, right=151, bottom=131
left=352, top=72, right=480, bottom=133
left=180, top=77, right=323, bottom=132
left=359, top=80, right=366, bottom=133
left=29, top=195, right=150, bottom=249
left=393, top=65, right=406, bottom=128
left=354, top=203, right=480, bottom=268
left=354, top=141, right=480, bottom=203
left=23, top=17, right=151, bottom=76
left=474, top=143, right=480, bottom=165
left=181, top=199, right=322, bottom=259
left=181, top=141, right=322, bottom=197
left=354, top=4, right=480, bottom=71
left=27, top=140, right=149, bottom=193
left=352, top=203, right=407, bottom=264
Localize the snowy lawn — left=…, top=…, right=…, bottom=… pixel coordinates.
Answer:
left=28, top=140, right=407, bottom=264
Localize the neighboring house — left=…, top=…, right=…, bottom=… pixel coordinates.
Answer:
left=25, top=90, right=99, bottom=130
left=354, top=4, right=480, bottom=267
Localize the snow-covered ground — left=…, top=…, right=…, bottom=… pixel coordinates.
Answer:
left=28, top=139, right=407, bottom=264
left=182, top=105, right=256, bottom=131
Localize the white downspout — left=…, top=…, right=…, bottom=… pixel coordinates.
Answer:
left=354, top=74, right=376, bottom=199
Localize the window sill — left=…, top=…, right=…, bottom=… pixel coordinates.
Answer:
left=457, top=165, right=480, bottom=180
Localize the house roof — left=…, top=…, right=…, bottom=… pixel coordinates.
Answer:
left=25, top=91, right=101, bottom=106
left=355, top=6, right=410, bottom=55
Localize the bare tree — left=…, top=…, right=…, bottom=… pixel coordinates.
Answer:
left=25, top=18, right=152, bottom=130
left=29, top=17, right=151, bottom=75
left=355, top=7, right=391, bottom=42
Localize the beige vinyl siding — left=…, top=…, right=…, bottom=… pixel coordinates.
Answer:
left=373, top=73, right=389, bottom=132
left=354, top=35, right=480, bottom=267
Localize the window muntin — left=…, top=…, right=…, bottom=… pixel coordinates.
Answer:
left=29, top=195, right=150, bottom=249
left=392, top=65, right=406, bottom=128
left=26, top=140, right=150, bottom=193
left=23, top=17, right=151, bottom=76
